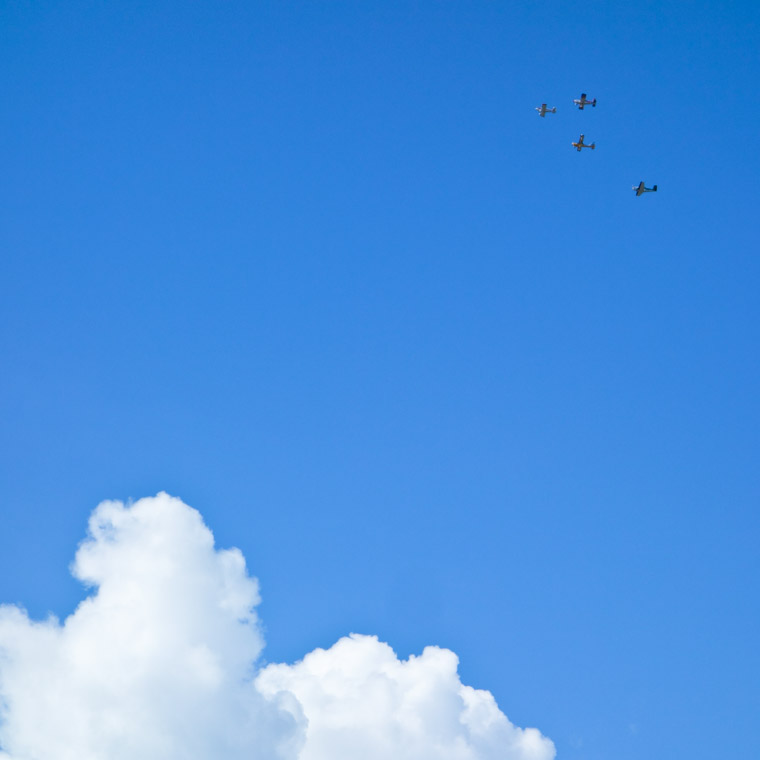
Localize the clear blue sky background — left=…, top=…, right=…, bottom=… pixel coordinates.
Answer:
left=1, top=1, right=758, bottom=758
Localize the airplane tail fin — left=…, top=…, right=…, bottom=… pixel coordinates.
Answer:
left=653, top=184, right=658, bottom=191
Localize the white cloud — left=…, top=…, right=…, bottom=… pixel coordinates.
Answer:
left=258, top=635, right=555, bottom=760
left=0, top=493, right=554, bottom=760
left=0, top=494, right=303, bottom=760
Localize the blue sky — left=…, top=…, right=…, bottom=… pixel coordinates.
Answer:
left=1, top=1, right=759, bottom=758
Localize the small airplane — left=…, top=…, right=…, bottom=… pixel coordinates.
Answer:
left=573, top=93, right=597, bottom=109
left=572, top=134, right=595, bottom=151
left=633, top=182, right=657, bottom=196
left=535, top=103, right=557, bottom=117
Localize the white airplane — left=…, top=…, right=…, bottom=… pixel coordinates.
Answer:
left=633, top=182, right=657, bottom=196
left=572, top=134, right=595, bottom=151
left=573, top=92, right=596, bottom=109
left=535, top=103, right=557, bottom=117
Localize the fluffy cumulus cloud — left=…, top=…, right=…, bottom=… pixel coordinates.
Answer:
left=0, top=493, right=554, bottom=760
left=258, top=636, right=554, bottom=760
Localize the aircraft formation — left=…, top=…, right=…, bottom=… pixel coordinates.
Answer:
left=535, top=93, right=657, bottom=197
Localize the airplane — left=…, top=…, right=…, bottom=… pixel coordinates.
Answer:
left=633, top=181, right=657, bottom=196
left=535, top=103, right=557, bottom=117
left=573, top=93, right=597, bottom=110
left=572, top=134, right=595, bottom=151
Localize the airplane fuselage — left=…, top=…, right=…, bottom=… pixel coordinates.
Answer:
left=573, top=95, right=596, bottom=110
left=633, top=183, right=657, bottom=196
left=572, top=134, right=595, bottom=151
